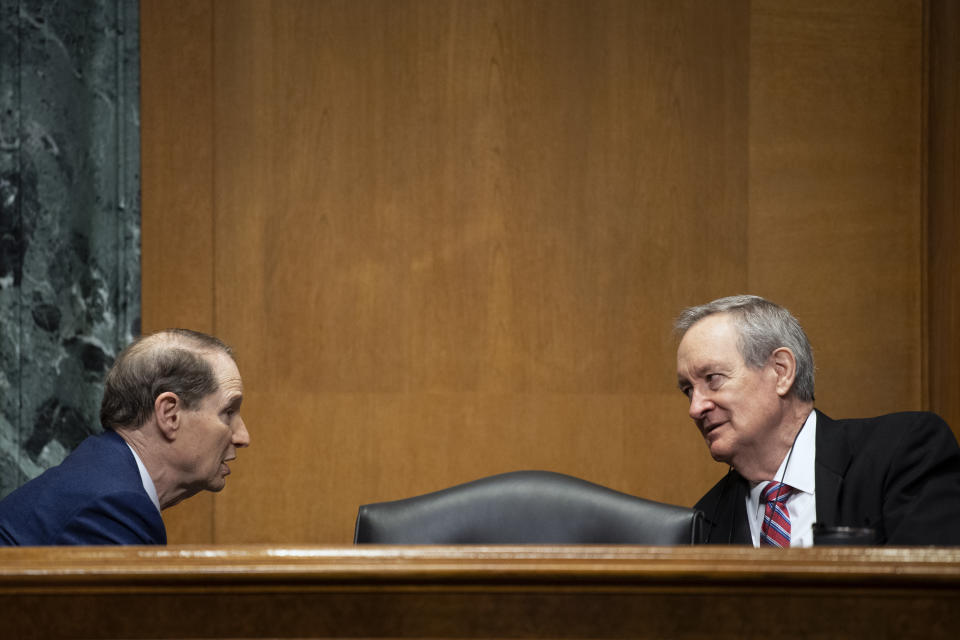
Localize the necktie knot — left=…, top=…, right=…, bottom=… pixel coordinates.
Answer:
left=760, top=481, right=794, bottom=548
left=762, top=481, right=793, bottom=504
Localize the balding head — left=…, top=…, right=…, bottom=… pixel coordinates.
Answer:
left=100, top=329, right=235, bottom=431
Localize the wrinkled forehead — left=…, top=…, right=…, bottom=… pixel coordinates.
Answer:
left=678, top=313, right=740, bottom=351
left=676, top=315, right=745, bottom=372
left=205, top=350, right=242, bottom=390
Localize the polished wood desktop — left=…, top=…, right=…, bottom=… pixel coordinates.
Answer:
left=2, top=545, right=959, bottom=638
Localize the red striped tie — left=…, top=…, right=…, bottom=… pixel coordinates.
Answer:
left=760, top=482, right=794, bottom=547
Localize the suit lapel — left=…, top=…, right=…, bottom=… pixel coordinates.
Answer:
left=731, top=482, right=751, bottom=543
left=814, top=410, right=852, bottom=526
left=706, top=472, right=751, bottom=544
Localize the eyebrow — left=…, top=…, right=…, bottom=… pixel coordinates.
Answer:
left=676, top=362, right=726, bottom=390
left=224, top=394, right=243, bottom=412
left=692, top=362, right=727, bottom=377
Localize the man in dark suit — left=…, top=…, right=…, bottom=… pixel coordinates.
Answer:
left=0, top=329, right=250, bottom=545
left=675, top=295, right=960, bottom=546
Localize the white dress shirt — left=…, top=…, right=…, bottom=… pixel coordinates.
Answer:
left=746, top=409, right=817, bottom=547
left=125, top=442, right=162, bottom=514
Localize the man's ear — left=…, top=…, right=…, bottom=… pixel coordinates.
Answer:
left=770, top=347, right=797, bottom=397
left=154, top=392, right=182, bottom=441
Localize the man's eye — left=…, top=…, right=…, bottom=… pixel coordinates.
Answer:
left=680, top=386, right=691, bottom=398
left=706, top=374, right=724, bottom=388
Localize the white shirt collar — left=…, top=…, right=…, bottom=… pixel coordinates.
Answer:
left=781, top=409, right=817, bottom=495
left=749, top=408, right=817, bottom=499
left=125, top=442, right=162, bottom=514
left=746, top=409, right=818, bottom=546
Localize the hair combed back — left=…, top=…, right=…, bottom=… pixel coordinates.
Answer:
left=674, top=295, right=815, bottom=402
left=100, top=329, right=235, bottom=430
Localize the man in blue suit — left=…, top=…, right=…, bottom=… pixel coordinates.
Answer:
left=0, top=329, right=250, bottom=545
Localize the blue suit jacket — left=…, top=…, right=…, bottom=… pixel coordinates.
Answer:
left=0, top=430, right=166, bottom=545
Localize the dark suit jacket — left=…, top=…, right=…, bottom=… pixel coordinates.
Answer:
left=696, top=411, right=960, bottom=545
left=0, top=430, right=166, bottom=545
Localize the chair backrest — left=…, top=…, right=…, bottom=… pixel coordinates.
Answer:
left=354, top=470, right=704, bottom=544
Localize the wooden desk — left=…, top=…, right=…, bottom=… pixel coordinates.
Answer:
left=2, top=545, right=959, bottom=638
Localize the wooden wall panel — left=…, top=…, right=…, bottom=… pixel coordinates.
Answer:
left=139, top=0, right=216, bottom=542
left=929, top=0, right=960, bottom=438
left=139, top=0, right=935, bottom=544
left=207, top=0, right=748, bottom=543
left=748, top=0, right=925, bottom=419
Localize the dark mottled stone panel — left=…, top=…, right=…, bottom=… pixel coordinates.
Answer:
left=0, top=0, right=140, bottom=498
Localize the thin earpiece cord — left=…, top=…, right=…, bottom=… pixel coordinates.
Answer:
left=758, top=425, right=804, bottom=543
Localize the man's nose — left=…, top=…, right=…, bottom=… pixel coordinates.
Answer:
left=233, top=416, right=251, bottom=448
left=688, top=388, right=714, bottom=420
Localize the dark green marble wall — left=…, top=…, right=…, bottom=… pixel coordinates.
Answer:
left=0, top=0, right=140, bottom=498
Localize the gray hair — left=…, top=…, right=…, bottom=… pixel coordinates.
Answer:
left=674, top=295, right=815, bottom=402
left=100, top=329, right=235, bottom=430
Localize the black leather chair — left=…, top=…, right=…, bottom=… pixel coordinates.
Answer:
left=354, top=470, right=704, bottom=544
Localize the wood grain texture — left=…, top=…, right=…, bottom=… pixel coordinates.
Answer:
left=6, top=544, right=960, bottom=582
left=748, top=0, right=925, bottom=418
left=138, top=0, right=216, bottom=542
left=2, top=546, right=960, bottom=638
left=928, top=0, right=960, bottom=439
left=138, top=0, right=940, bottom=544
left=204, top=0, right=748, bottom=543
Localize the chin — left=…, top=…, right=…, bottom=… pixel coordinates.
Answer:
left=707, top=443, right=733, bottom=465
